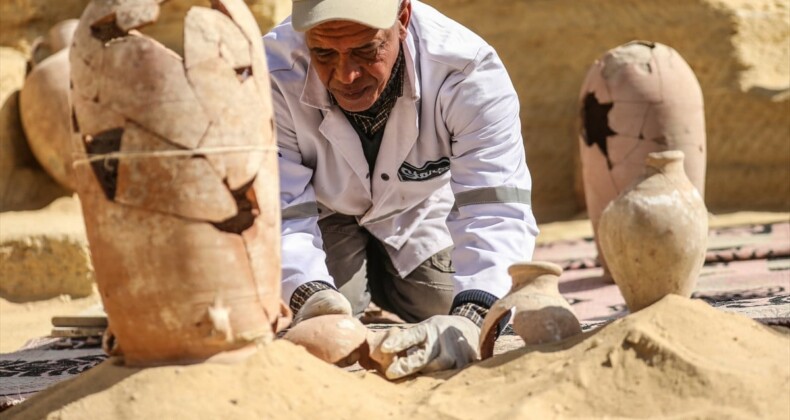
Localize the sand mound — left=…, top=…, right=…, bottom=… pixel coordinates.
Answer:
left=6, top=296, right=789, bottom=419
left=418, top=295, right=790, bottom=419
left=4, top=340, right=407, bottom=420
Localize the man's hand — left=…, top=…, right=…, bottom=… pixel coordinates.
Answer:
left=375, top=315, right=480, bottom=380
left=292, top=289, right=353, bottom=325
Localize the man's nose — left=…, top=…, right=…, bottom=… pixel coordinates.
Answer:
left=334, top=54, right=362, bottom=84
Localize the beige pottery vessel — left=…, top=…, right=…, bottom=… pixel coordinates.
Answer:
left=598, top=150, right=708, bottom=312
left=578, top=41, right=706, bottom=279
left=479, top=262, right=581, bottom=359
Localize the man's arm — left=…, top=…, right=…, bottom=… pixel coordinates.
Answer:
left=271, top=75, right=350, bottom=320
left=374, top=45, right=538, bottom=379
left=442, top=44, right=539, bottom=306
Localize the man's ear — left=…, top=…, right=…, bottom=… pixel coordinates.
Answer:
left=397, top=0, right=412, bottom=41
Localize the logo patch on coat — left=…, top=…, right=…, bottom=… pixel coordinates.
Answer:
left=398, top=157, right=450, bottom=181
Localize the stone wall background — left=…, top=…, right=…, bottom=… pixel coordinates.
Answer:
left=426, top=0, right=790, bottom=222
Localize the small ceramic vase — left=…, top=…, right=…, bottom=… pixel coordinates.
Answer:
left=598, top=150, right=708, bottom=312
left=479, top=262, right=582, bottom=359
left=578, top=41, right=706, bottom=280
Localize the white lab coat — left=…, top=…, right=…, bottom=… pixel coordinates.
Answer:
left=264, top=0, right=539, bottom=304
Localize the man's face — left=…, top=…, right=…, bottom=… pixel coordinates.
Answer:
left=305, top=5, right=410, bottom=112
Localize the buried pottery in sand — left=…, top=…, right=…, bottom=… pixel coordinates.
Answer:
left=283, top=315, right=369, bottom=367
left=69, top=0, right=289, bottom=366
left=282, top=315, right=400, bottom=373
left=598, top=151, right=708, bottom=312
left=479, top=262, right=582, bottom=359
left=578, top=41, right=706, bottom=279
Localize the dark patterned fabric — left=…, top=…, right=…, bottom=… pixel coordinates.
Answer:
left=451, top=302, right=488, bottom=328
left=289, top=281, right=335, bottom=315
left=334, top=46, right=405, bottom=137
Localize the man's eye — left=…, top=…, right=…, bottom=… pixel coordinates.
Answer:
left=355, top=47, right=378, bottom=59
left=313, top=50, right=336, bottom=59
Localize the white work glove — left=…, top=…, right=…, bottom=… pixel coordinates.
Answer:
left=292, top=289, right=353, bottom=325
left=376, top=315, right=480, bottom=380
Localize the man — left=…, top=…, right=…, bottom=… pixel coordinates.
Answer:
left=264, top=0, right=538, bottom=379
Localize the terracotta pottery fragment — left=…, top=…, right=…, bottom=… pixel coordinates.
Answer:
left=70, top=0, right=283, bottom=366
left=183, top=7, right=251, bottom=70
left=100, top=33, right=209, bottom=149
left=114, top=121, right=238, bottom=221
left=112, top=0, right=162, bottom=31
left=71, top=95, right=128, bottom=139
left=210, top=0, right=275, bottom=112
left=598, top=151, right=708, bottom=312
left=186, top=58, right=267, bottom=189
left=479, top=262, right=582, bottom=359
left=578, top=41, right=706, bottom=279
left=283, top=315, right=368, bottom=367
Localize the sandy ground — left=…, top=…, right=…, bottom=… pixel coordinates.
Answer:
left=4, top=296, right=789, bottom=419
left=1, top=212, right=788, bottom=418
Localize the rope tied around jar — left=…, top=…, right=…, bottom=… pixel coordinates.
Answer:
left=71, top=145, right=280, bottom=170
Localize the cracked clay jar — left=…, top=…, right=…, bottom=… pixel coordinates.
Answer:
left=69, top=0, right=289, bottom=366
left=577, top=41, right=706, bottom=280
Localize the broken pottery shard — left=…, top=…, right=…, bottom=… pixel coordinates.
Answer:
left=114, top=0, right=162, bottom=31
left=479, top=262, right=581, bottom=359
left=578, top=41, right=706, bottom=280
left=283, top=315, right=368, bottom=367
left=20, top=49, right=78, bottom=190
left=100, top=32, right=209, bottom=149
left=600, top=42, right=662, bottom=103
left=211, top=0, right=275, bottom=115
left=70, top=6, right=106, bottom=102
left=184, top=7, right=251, bottom=70
left=114, top=122, right=238, bottom=222
left=71, top=93, right=126, bottom=137
left=187, top=58, right=267, bottom=188
left=183, top=3, right=273, bottom=189
left=70, top=0, right=284, bottom=366
left=211, top=0, right=263, bottom=46
left=598, top=151, right=708, bottom=313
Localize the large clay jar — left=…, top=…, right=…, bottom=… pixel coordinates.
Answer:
left=69, top=0, right=289, bottom=366
left=479, top=262, right=581, bottom=359
left=578, top=41, right=706, bottom=279
left=598, top=150, right=708, bottom=312
left=20, top=47, right=77, bottom=190
left=47, top=19, right=80, bottom=53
